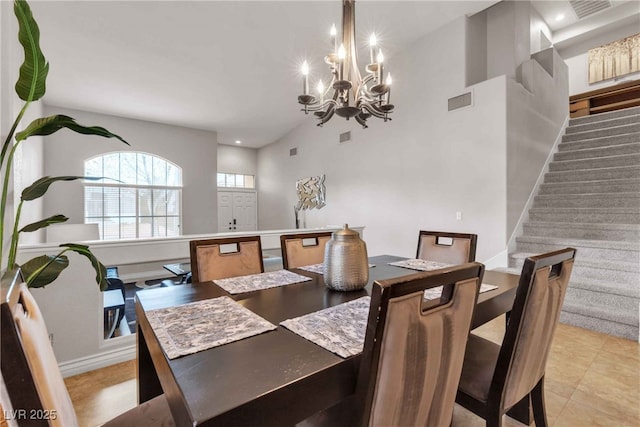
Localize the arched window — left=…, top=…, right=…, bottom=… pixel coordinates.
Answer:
left=84, top=152, right=182, bottom=240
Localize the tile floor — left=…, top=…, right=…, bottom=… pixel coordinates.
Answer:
left=64, top=316, right=640, bottom=426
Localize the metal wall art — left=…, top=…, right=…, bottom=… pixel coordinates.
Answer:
left=294, top=175, right=326, bottom=228
left=588, top=33, right=640, bottom=84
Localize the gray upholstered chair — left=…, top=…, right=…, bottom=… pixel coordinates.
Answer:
left=299, top=262, right=485, bottom=427
left=0, top=271, right=174, bottom=427
left=280, top=232, right=332, bottom=269
left=455, top=248, right=576, bottom=427
left=189, top=235, right=264, bottom=282
left=416, top=230, right=477, bottom=265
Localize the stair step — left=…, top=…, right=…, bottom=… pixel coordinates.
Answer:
left=554, top=142, right=640, bottom=161
left=528, top=207, right=640, bottom=223
left=509, top=253, right=640, bottom=287
left=532, top=193, right=640, bottom=208
left=562, top=123, right=640, bottom=142
left=549, top=153, right=640, bottom=172
left=522, top=221, right=640, bottom=241
left=515, top=236, right=640, bottom=263
left=558, top=132, right=640, bottom=152
left=569, top=106, right=640, bottom=126
left=560, top=307, right=639, bottom=341
left=544, top=165, right=640, bottom=183
left=538, top=178, right=640, bottom=195
left=566, top=115, right=640, bottom=134
left=565, top=288, right=640, bottom=319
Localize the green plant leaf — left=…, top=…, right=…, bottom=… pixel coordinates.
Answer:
left=21, top=176, right=106, bottom=201
left=19, top=214, right=68, bottom=232
left=15, top=115, right=129, bottom=144
left=14, top=0, right=49, bottom=102
left=60, top=243, right=108, bottom=291
left=21, top=254, right=69, bottom=288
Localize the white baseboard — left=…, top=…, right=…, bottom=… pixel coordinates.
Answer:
left=59, top=344, right=135, bottom=378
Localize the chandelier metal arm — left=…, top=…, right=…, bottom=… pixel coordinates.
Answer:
left=297, top=0, right=394, bottom=128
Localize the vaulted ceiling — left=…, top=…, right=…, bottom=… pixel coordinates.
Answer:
left=28, top=1, right=639, bottom=148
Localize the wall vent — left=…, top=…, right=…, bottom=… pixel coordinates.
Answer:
left=569, top=0, right=611, bottom=19
left=289, top=147, right=297, bottom=156
left=339, top=131, right=352, bottom=143
left=448, top=92, right=472, bottom=111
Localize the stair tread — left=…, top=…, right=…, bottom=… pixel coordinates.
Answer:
left=545, top=164, right=640, bottom=176
left=562, top=298, right=639, bottom=326
left=515, top=235, right=640, bottom=249
left=529, top=206, right=640, bottom=212
left=535, top=192, right=640, bottom=199
left=563, top=123, right=640, bottom=139
left=522, top=221, right=640, bottom=230
left=569, top=107, right=640, bottom=125
left=509, top=252, right=640, bottom=271
left=551, top=152, right=640, bottom=164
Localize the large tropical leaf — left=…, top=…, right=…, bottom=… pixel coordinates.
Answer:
left=19, top=214, right=67, bottom=233
left=60, top=243, right=108, bottom=291
left=13, top=0, right=49, bottom=102
left=21, top=176, right=106, bottom=201
left=15, top=115, right=129, bottom=144
left=21, top=254, right=69, bottom=288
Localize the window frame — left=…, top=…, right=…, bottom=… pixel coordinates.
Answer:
left=84, top=152, right=183, bottom=240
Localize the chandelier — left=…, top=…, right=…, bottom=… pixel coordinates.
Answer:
left=297, top=0, right=394, bottom=128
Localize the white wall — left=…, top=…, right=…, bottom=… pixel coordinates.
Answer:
left=41, top=106, right=218, bottom=236
left=258, top=17, right=509, bottom=263
left=507, top=49, right=568, bottom=237
left=217, top=144, right=257, bottom=176
left=560, top=21, right=640, bottom=95
left=486, top=0, right=532, bottom=80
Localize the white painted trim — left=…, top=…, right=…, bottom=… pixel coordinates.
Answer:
left=507, top=115, right=570, bottom=255
left=59, top=343, right=135, bottom=378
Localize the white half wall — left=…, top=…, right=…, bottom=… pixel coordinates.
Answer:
left=41, top=106, right=218, bottom=237
left=258, top=17, right=508, bottom=264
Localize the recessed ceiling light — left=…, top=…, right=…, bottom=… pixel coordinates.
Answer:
left=555, top=13, right=565, bottom=22
left=235, top=140, right=241, bottom=144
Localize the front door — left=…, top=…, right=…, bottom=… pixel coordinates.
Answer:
left=217, top=191, right=257, bottom=232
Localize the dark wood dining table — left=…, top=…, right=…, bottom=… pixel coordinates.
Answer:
left=136, top=255, right=520, bottom=426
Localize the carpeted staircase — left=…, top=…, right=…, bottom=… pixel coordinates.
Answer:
left=509, top=105, right=640, bottom=341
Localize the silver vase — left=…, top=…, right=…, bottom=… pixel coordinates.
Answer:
left=324, top=224, right=369, bottom=291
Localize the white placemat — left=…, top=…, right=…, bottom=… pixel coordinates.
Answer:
left=297, top=263, right=376, bottom=275
left=147, top=296, right=277, bottom=359
left=281, top=296, right=371, bottom=358
left=423, top=283, right=499, bottom=300
left=389, top=258, right=452, bottom=272
left=214, top=269, right=312, bottom=294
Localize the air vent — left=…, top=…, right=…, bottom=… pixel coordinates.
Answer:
left=569, top=0, right=611, bottom=19
left=448, top=92, right=472, bottom=111
left=289, top=147, right=297, bottom=156
left=339, top=131, right=352, bottom=143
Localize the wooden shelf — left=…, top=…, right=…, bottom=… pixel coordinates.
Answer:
left=569, top=80, right=640, bottom=118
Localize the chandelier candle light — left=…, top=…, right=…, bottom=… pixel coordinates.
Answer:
left=297, top=0, right=394, bottom=128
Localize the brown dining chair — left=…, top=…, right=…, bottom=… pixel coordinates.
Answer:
left=0, top=270, right=175, bottom=427
left=280, top=232, right=333, bottom=269
left=416, top=230, right=478, bottom=265
left=189, top=235, right=264, bottom=282
left=455, top=248, right=576, bottom=427
left=298, top=262, right=485, bottom=427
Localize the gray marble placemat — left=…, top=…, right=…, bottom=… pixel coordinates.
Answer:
left=423, top=283, right=499, bottom=300
left=214, top=269, right=312, bottom=294
left=297, top=263, right=376, bottom=275
left=389, top=258, right=452, bottom=272
left=281, top=296, right=371, bottom=358
left=147, top=296, right=277, bottom=359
